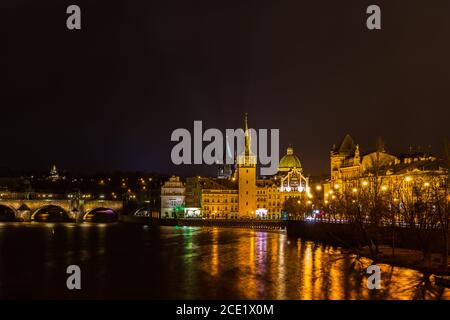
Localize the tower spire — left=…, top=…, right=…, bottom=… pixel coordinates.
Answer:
left=237, top=113, right=256, bottom=166
left=245, top=112, right=248, bottom=132
left=244, top=113, right=250, bottom=156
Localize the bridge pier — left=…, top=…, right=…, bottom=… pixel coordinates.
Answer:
left=16, top=210, right=31, bottom=221
left=73, top=209, right=85, bottom=223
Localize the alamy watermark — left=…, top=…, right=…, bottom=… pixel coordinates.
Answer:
left=65, top=5, right=380, bottom=31
left=66, top=5, right=81, bottom=30
left=170, top=121, right=280, bottom=176
left=66, top=265, right=81, bottom=290
left=366, top=265, right=381, bottom=290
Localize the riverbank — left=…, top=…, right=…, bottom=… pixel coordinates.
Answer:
left=351, top=245, right=450, bottom=276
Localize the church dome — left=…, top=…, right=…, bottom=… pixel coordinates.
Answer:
left=278, top=147, right=302, bottom=172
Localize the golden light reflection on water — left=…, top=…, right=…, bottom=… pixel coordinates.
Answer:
left=302, top=241, right=313, bottom=299
left=276, top=233, right=285, bottom=299
left=210, top=228, right=219, bottom=277
left=0, top=223, right=449, bottom=299
left=188, top=228, right=450, bottom=300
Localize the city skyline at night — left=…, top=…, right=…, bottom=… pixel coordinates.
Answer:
left=2, top=0, right=450, bottom=308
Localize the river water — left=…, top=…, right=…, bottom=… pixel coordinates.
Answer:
left=0, top=222, right=448, bottom=299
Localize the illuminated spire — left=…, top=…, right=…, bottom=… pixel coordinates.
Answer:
left=244, top=113, right=250, bottom=156
left=237, top=113, right=256, bottom=166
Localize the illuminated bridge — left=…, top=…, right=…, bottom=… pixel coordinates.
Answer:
left=0, top=196, right=123, bottom=222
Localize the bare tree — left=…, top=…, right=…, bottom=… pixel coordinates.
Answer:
left=356, top=138, right=389, bottom=256
left=384, top=180, right=403, bottom=257
left=397, top=175, right=440, bottom=267
left=436, top=141, right=450, bottom=270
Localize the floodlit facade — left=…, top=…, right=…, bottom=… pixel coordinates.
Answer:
left=160, top=176, right=185, bottom=218
left=328, top=134, right=449, bottom=196
left=177, top=114, right=311, bottom=219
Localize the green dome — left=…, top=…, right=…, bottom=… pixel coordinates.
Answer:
left=278, top=147, right=302, bottom=171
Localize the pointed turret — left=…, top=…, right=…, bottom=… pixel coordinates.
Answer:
left=237, top=113, right=256, bottom=166
left=337, top=134, right=356, bottom=156
left=244, top=113, right=251, bottom=157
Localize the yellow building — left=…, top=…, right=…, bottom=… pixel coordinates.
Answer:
left=199, top=179, right=238, bottom=218
left=328, top=134, right=448, bottom=195
left=181, top=114, right=312, bottom=220
left=237, top=113, right=257, bottom=218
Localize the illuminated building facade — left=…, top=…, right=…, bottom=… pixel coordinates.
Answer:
left=160, top=176, right=185, bottom=218
left=49, top=164, right=62, bottom=182
left=177, top=115, right=311, bottom=219
left=198, top=178, right=238, bottom=218
left=327, top=134, right=448, bottom=196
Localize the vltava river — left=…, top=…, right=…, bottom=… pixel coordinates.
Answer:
left=0, top=222, right=448, bottom=299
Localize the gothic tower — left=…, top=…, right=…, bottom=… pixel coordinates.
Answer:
left=237, top=113, right=257, bottom=218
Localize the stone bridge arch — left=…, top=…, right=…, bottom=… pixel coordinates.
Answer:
left=0, top=200, right=72, bottom=221
left=31, top=205, right=71, bottom=222
left=81, top=201, right=122, bottom=222
left=83, top=207, right=118, bottom=222
left=82, top=200, right=123, bottom=214
left=0, top=204, right=18, bottom=221
left=0, top=199, right=123, bottom=222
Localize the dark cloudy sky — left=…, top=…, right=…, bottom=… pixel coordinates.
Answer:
left=2, top=0, right=450, bottom=176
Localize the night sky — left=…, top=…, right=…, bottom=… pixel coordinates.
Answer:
left=3, top=0, right=450, bottom=176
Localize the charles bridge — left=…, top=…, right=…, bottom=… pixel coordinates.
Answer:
left=0, top=192, right=123, bottom=222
